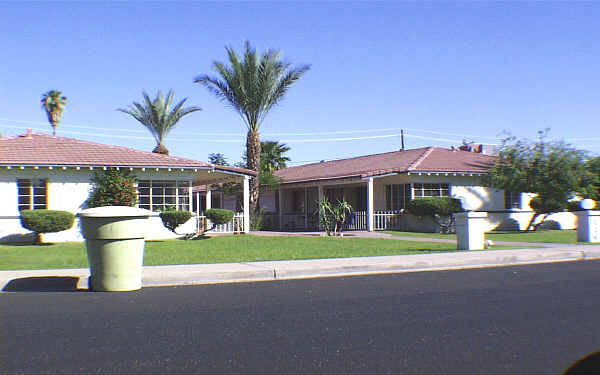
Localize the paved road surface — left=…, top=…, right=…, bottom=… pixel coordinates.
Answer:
left=2, top=261, right=600, bottom=374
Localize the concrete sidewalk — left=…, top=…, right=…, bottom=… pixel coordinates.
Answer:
left=2, top=244, right=600, bottom=291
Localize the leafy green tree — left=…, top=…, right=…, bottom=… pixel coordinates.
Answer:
left=41, top=90, right=67, bottom=136
left=584, top=157, right=600, bottom=201
left=483, top=130, right=595, bottom=231
left=117, top=90, right=201, bottom=155
left=195, top=41, right=309, bottom=215
left=208, top=153, right=229, bottom=166
left=87, top=168, right=137, bottom=208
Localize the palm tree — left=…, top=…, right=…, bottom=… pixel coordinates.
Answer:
left=41, top=90, right=67, bottom=136
left=194, top=41, right=309, bottom=215
left=117, top=90, right=201, bottom=155
left=260, top=141, right=291, bottom=174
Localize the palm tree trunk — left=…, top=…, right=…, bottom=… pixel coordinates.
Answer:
left=246, top=129, right=261, bottom=216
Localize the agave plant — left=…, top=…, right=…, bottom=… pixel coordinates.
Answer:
left=41, top=90, right=67, bottom=136
left=195, top=41, right=309, bottom=214
left=117, top=90, right=201, bottom=155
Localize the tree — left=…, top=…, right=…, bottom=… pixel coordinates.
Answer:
left=584, top=157, right=600, bottom=202
left=41, top=90, right=67, bottom=136
left=195, top=41, right=310, bottom=215
left=117, top=90, right=201, bottom=155
left=260, top=141, right=291, bottom=174
left=87, top=168, right=137, bottom=208
left=483, top=130, right=595, bottom=231
left=208, top=153, right=228, bottom=166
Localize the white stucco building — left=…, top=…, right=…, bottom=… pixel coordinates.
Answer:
left=0, top=131, right=255, bottom=242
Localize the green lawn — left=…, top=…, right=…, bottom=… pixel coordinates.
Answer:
left=384, top=229, right=578, bottom=244
left=0, top=235, right=463, bottom=271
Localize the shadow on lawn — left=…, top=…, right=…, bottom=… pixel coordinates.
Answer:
left=2, top=276, right=83, bottom=292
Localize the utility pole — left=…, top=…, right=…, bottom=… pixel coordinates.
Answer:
left=400, top=129, right=405, bottom=150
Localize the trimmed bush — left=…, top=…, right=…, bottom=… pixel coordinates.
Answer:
left=87, top=168, right=137, bottom=208
left=20, top=210, right=75, bottom=243
left=406, top=197, right=463, bottom=217
left=406, top=197, right=463, bottom=233
left=160, top=210, right=193, bottom=232
left=205, top=209, right=235, bottom=225
left=567, top=200, right=584, bottom=212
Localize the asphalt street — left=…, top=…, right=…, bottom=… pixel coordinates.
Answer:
left=2, top=261, right=600, bottom=375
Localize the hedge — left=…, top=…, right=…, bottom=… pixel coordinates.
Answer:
left=20, top=210, right=75, bottom=240
left=159, top=210, right=193, bottom=232
left=406, top=197, right=463, bottom=217
left=205, top=209, right=235, bottom=225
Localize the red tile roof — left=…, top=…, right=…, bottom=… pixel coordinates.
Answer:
left=0, top=132, right=256, bottom=176
left=274, top=147, right=494, bottom=183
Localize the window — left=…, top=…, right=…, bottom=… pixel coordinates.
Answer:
left=504, top=191, right=521, bottom=209
left=137, top=180, right=191, bottom=212
left=17, top=179, right=47, bottom=211
left=386, top=184, right=411, bottom=210
left=413, top=183, right=450, bottom=198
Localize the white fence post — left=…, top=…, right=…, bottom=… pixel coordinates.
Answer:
left=455, top=211, right=488, bottom=250
left=576, top=200, right=600, bottom=243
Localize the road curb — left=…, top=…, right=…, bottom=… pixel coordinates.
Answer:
left=1, top=247, right=598, bottom=291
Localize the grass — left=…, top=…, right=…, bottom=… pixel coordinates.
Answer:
left=0, top=234, right=463, bottom=271
left=384, top=229, right=578, bottom=244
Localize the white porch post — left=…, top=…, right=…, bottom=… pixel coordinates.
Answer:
left=278, top=189, right=284, bottom=231
left=206, top=188, right=212, bottom=210
left=196, top=191, right=200, bottom=214
left=243, top=176, right=250, bottom=233
left=318, top=185, right=324, bottom=230
left=304, top=187, right=308, bottom=230
left=188, top=181, right=193, bottom=212
left=367, top=177, right=374, bottom=232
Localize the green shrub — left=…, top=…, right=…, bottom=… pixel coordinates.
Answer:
left=20, top=210, right=75, bottom=243
left=159, top=210, right=193, bottom=232
left=529, top=196, right=566, bottom=214
left=567, top=200, right=583, bottom=212
left=406, top=197, right=463, bottom=233
left=205, top=209, right=235, bottom=225
left=87, top=168, right=137, bottom=208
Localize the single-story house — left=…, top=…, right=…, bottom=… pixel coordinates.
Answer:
left=0, top=130, right=256, bottom=242
left=250, top=146, right=576, bottom=232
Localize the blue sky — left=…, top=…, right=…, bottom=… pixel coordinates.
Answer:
left=1, top=1, right=599, bottom=166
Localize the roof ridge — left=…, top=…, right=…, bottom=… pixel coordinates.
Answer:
left=407, top=147, right=434, bottom=171
left=279, top=147, right=430, bottom=171
left=25, top=132, right=210, bottom=165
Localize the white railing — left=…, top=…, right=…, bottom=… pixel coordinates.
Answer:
left=345, top=210, right=403, bottom=231
left=196, top=213, right=245, bottom=233
left=374, top=210, right=403, bottom=230
left=259, top=211, right=405, bottom=231
left=345, top=211, right=367, bottom=230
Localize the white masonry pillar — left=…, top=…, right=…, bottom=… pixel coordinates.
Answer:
left=243, top=176, right=250, bottom=233
left=367, top=177, right=374, bottom=232
left=455, top=211, right=488, bottom=250
left=576, top=199, right=600, bottom=243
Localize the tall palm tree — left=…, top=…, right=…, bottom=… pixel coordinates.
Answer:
left=41, top=90, right=67, bottom=136
left=117, top=90, right=201, bottom=155
left=260, top=141, right=291, bottom=174
left=194, top=41, right=309, bottom=214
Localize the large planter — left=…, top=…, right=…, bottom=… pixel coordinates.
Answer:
left=77, top=206, right=157, bottom=291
